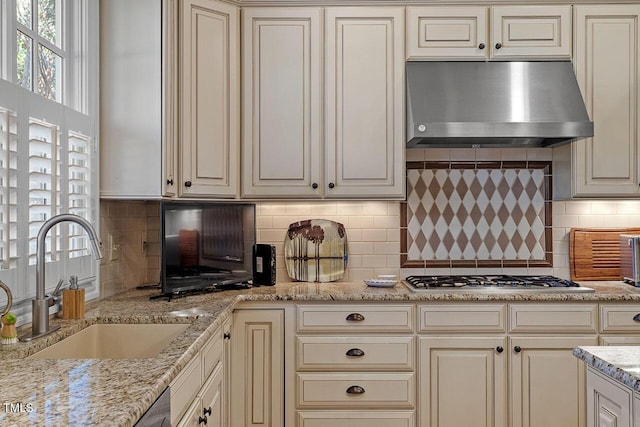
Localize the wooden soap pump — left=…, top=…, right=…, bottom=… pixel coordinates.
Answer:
left=62, top=275, right=84, bottom=319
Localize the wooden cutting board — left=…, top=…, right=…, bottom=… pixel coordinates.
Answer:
left=570, top=227, right=640, bottom=281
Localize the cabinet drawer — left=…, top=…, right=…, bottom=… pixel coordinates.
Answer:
left=296, top=336, right=414, bottom=371
left=509, top=304, right=598, bottom=333
left=297, top=373, right=414, bottom=409
left=201, top=326, right=223, bottom=379
left=170, top=355, right=202, bottom=425
left=601, top=304, right=640, bottom=333
left=419, top=304, right=506, bottom=333
left=297, top=305, right=413, bottom=333
left=297, top=411, right=415, bottom=427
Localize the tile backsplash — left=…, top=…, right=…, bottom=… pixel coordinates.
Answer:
left=99, top=198, right=640, bottom=296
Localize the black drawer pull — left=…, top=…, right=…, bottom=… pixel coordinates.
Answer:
left=346, top=348, right=365, bottom=357
left=346, top=313, right=365, bottom=322
left=633, top=313, right=640, bottom=322
left=346, top=385, right=365, bottom=395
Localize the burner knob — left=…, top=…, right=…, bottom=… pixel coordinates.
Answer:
left=496, top=346, right=504, bottom=353
left=514, top=345, right=522, bottom=353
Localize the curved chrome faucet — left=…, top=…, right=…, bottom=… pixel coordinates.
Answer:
left=21, top=214, right=103, bottom=341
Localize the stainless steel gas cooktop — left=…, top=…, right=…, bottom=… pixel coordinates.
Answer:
left=403, top=275, right=594, bottom=293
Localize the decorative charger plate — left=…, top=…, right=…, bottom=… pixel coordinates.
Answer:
left=284, top=219, right=348, bottom=282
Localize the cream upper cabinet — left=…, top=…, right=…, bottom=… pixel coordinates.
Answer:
left=242, top=6, right=405, bottom=199
left=555, top=5, right=640, bottom=199
left=241, top=8, right=322, bottom=198
left=180, top=0, right=239, bottom=198
left=325, top=7, right=405, bottom=198
left=407, top=5, right=571, bottom=60
left=100, top=0, right=177, bottom=199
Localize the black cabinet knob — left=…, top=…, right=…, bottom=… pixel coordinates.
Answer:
left=185, top=181, right=192, bottom=188
left=166, top=178, right=174, bottom=186
left=514, top=345, right=522, bottom=353
left=346, top=385, right=365, bottom=394
left=203, top=406, right=212, bottom=416
left=223, top=332, right=231, bottom=340
left=478, top=43, right=485, bottom=50
left=346, top=313, right=365, bottom=322
left=496, top=346, right=504, bottom=353
left=495, top=42, right=502, bottom=49
left=199, top=415, right=208, bottom=425
left=346, top=348, right=365, bottom=357
left=328, top=182, right=335, bottom=189
left=312, top=182, right=318, bottom=189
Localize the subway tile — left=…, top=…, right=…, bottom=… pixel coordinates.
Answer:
left=553, top=215, right=580, bottom=228
left=577, top=215, right=606, bottom=228
left=617, top=201, right=640, bottom=215
left=500, top=148, right=524, bottom=161
left=386, top=255, right=401, bottom=269
left=474, top=148, right=502, bottom=161
left=346, top=229, right=363, bottom=242
left=256, top=216, right=273, bottom=229
left=336, top=202, right=363, bottom=215
left=361, top=201, right=390, bottom=216
left=349, top=242, right=374, bottom=255
left=374, top=241, right=400, bottom=255
left=564, top=201, right=592, bottom=215
left=361, top=229, right=388, bottom=242
left=423, top=149, right=450, bottom=161
left=373, top=215, right=400, bottom=229
left=348, top=216, right=375, bottom=229
left=449, top=149, right=475, bottom=161
left=406, top=149, right=426, bottom=161
left=526, top=148, right=553, bottom=161
left=590, top=201, right=617, bottom=215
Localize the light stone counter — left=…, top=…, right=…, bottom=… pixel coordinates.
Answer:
left=1, top=279, right=640, bottom=426
left=573, top=346, right=640, bottom=392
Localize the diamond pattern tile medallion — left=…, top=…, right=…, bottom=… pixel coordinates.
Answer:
left=403, top=162, right=551, bottom=267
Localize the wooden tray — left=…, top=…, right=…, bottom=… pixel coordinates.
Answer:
left=570, top=227, right=640, bottom=281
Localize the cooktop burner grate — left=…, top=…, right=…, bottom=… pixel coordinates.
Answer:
left=403, top=275, right=594, bottom=293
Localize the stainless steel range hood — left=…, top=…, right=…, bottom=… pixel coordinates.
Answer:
left=407, top=61, right=594, bottom=148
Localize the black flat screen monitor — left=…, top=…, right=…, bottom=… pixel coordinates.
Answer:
left=161, top=201, right=256, bottom=294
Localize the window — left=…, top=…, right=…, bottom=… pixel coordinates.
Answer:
left=16, top=0, right=64, bottom=102
left=0, top=0, right=98, bottom=317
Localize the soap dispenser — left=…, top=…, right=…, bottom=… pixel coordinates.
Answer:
left=62, top=276, right=84, bottom=319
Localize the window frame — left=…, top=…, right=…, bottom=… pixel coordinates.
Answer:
left=0, top=0, right=99, bottom=325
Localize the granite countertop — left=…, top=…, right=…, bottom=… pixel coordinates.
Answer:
left=574, top=346, right=640, bottom=392
left=2, top=279, right=640, bottom=426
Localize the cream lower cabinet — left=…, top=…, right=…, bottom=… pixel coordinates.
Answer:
left=230, top=308, right=285, bottom=427
left=509, top=304, right=599, bottom=427
left=587, top=367, right=633, bottom=427
left=418, top=304, right=508, bottom=427
left=554, top=5, right=640, bottom=198
left=171, top=323, right=227, bottom=427
left=179, top=0, right=239, bottom=198
left=296, top=304, right=416, bottom=425
left=600, top=304, right=640, bottom=345
left=419, top=336, right=507, bottom=427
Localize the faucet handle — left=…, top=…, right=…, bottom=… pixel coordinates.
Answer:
left=53, top=279, right=65, bottom=296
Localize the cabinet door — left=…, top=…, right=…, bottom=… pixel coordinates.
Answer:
left=490, top=6, right=571, bottom=59
left=406, top=6, right=488, bottom=59
left=241, top=8, right=322, bottom=198
left=201, top=363, right=224, bottom=427
left=572, top=6, right=640, bottom=197
left=510, top=336, right=598, bottom=427
left=586, top=368, right=632, bottom=427
left=180, top=0, right=239, bottom=197
left=325, top=7, right=405, bottom=199
left=230, top=309, right=284, bottom=427
left=419, top=336, right=507, bottom=427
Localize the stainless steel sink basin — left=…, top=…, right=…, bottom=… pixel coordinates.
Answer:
left=29, top=323, right=190, bottom=359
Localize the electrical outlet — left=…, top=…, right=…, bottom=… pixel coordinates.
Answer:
left=141, top=231, right=147, bottom=253
left=109, top=233, right=121, bottom=262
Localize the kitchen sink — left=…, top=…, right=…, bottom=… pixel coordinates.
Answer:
left=28, top=323, right=190, bottom=359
